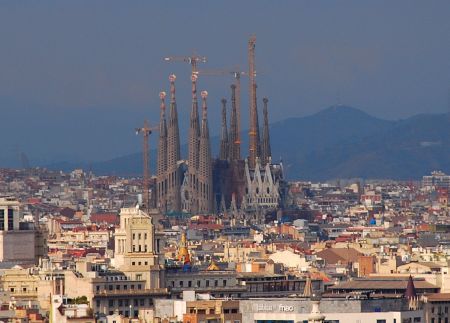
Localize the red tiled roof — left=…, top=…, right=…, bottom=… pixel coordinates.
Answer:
left=90, top=213, right=119, bottom=225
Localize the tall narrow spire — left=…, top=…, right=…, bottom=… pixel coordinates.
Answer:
left=229, top=84, right=238, bottom=161
left=156, top=91, right=167, bottom=211
left=261, top=97, right=272, bottom=165
left=166, top=74, right=181, bottom=212
left=188, top=73, right=200, bottom=213
left=198, top=91, right=213, bottom=213
left=219, top=98, right=229, bottom=160
left=248, top=35, right=259, bottom=169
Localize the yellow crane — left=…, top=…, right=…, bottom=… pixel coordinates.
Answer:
left=163, top=53, right=207, bottom=74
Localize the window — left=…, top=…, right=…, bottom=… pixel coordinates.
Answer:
left=0, top=210, right=4, bottom=230
left=134, top=299, right=138, bottom=306
left=116, top=285, right=120, bottom=290
left=108, top=285, right=113, bottom=291
left=179, top=281, right=184, bottom=287
left=188, top=281, right=192, bottom=287
left=132, top=262, right=135, bottom=266
left=7, top=209, right=13, bottom=230
left=140, top=299, right=145, bottom=306
left=376, top=320, right=386, bottom=323
left=124, top=285, right=127, bottom=290
left=108, top=300, right=114, bottom=307
left=96, top=286, right=100, bottom=292
left=137, top=284, right=142, bottom=290
left=197, top=281, right=201, bottom=287
left=215, top=280, right=218, bottom=287
left=206, top=280, right=210, bottom=287
left=118, top=300, right=123, bottom=306
left=138, top=233, right=141, bottom=239
left=131, top=285, right=134, bottom=290
left=96, top=300, right=100, bottom=308
left=223, top=280, right=227, bottom=286
left=136, top=274, right=142, bottom=281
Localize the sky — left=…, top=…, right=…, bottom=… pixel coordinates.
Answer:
left=0, top=1, right=449, bottom=166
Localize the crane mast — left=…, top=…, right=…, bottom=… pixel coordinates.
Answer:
left=135, top=120, right=155, bottom=212
left=248, top=35, right=258, bottom=169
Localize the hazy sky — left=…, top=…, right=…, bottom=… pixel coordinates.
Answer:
left=1, top=1, right=449, bottom=165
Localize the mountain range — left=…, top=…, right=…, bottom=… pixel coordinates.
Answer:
left=45, top=105, right=450, bottom=181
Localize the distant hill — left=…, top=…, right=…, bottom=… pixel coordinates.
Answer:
left=45, top=105, right=450, bottom=180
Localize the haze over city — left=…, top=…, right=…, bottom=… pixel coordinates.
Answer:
left=1, top=1, right=449, bottom=167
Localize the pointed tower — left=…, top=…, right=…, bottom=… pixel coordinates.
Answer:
left=261, top=97, right=272, bottom=165
left=248, top=35, right=260, bottom=169
left=188, top=73, right=200, bottom=213
left=229, top=84, right=238, bottom=161
left=156, top=92, right=168, bottom=211
left=219, top=98, right=229, bottom=160
left=405, top=275, right=419, bottom=310
left=166, top=74, right=181, bottom=212
left=198, top=91, right=213, bottom=213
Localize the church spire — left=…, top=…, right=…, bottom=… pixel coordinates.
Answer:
left=261, top=97, right=272, bottom=165
left=156, top=91, right=167, bottom=210
left=166, top=74, right=181, bottom=212
left=198, top=91, right=213, bottom=213
left=188, top=73, right=200, bottom=213
left=219, top=98, right=229, bottom=160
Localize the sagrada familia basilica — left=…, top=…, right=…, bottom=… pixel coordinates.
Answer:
left=154, top=36, right=287, bottom=221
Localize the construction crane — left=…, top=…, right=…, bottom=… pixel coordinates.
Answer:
left=163, top=53, right=207, bottom=74
left=135, top=120, right=157, bottom=213
left=248, top=34, right=258, bottom=169
left=196, top=68, right=247, bottom=153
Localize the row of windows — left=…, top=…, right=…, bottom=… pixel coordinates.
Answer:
left=132, top=233, right=147, bottom=240
left=132, top=244, right=148, bottom=252
left=431, top=306, right=449, bottom=314
left=170, top=279, right=228, bottom=288
left=99, top=298, right=146, bottom=308
left=9, top=287, right=37, bottom=292
left=131, top=261, right=148, bottom=266
left=96, top=284, right=142, bottom=292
